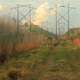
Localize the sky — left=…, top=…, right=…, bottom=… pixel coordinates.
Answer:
left=0, top=0, right=80, bottom=34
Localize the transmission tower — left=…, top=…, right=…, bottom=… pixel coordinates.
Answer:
left=59, top=1, right=76, bottom=38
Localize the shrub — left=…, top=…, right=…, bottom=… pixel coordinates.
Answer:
left=0, top=17, right=24, bottom=64
left=7, top=70, right=21, bottom=80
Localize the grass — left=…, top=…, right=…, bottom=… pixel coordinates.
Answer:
left=0, top=44, right=80, bottom=80
left=0, top=17, right=80, bottom=80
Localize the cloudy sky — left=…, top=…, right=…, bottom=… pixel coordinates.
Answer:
left=0, top=0, right=80, bottom=34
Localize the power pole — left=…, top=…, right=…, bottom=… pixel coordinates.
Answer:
left=68, top=1, right=70, bottom=38
left=17, top=4, right=19, bottom=34
left=29, top=4, right=32, bottom=32
left=56, top=3, right=58, bottom=39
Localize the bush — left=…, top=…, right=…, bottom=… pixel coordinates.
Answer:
left=6, top=69, right=22, bottom=80
left=0, top=52, right=8, bottom=64
left=0, top=17, right=24, bottom=64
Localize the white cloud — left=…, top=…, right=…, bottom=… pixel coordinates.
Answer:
left=32, top=1, right=49, bottom=25
left=0, top=4, right=9, bottom=11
